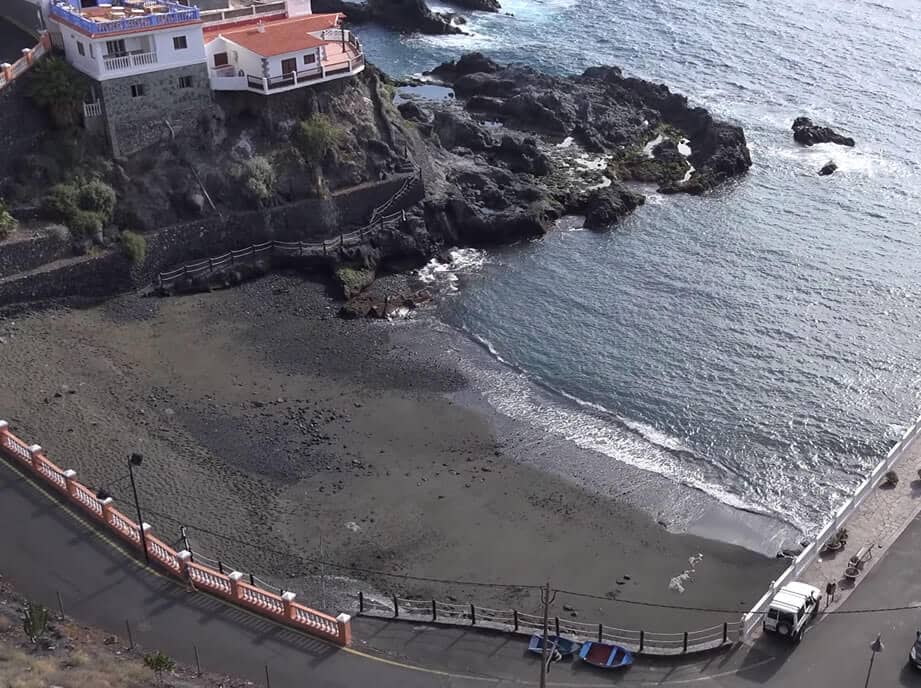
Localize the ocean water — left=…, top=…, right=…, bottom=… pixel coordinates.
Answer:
left=360, top=0, right=921, bottom=541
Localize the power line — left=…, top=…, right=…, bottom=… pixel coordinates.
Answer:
left=122, top=499, right=921, bottom=618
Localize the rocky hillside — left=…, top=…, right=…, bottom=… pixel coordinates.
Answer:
left=1, top=50, right=752, bottom=311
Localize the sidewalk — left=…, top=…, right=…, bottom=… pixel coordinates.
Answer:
left=801, top=429, right=921, bottom=612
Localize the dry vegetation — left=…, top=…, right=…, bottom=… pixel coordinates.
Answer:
left=0, top=577, right=245, bottom=688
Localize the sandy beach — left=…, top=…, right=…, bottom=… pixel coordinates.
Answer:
left=0, top=274, right=785, bottom=633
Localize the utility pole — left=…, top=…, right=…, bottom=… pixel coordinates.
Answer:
left=128, top=453, right=149, bottom=565
left=539, top=581, right=556, bottom=688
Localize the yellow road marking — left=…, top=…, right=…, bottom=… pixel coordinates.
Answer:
left=0, top=457, right=777, bottom=686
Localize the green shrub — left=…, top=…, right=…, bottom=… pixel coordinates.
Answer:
left=27, top=57, right=87, bottom=128
left=43, top=181, right=80, bottom=221
left=69, top=209, right=104, bottom=238
left=143, top=651, right=176, bottom=686
left=240, top=156, right=276, bottom=203
left=120, top=230, right=147, bottom=265
left=78, top=179, right=116, bottom=218
left=293, top=114, right=342, bottom=163
left=0, top=201, right=16, bottom=241
left=42, top=179, right=116, bottom=238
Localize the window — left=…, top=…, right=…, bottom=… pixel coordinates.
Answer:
left=89, top=44, right=94, bottom=59
left=130, top=83, right=146, bottom=98
left=303, top=53, right=316, bottom=65
left=76, top=41, right=85, bottom=57
left=106, top=39, right=127, bottom=57
left=178, top=75, right=193, bottom=89
left=213, top=52, right=228, bottom=67
left=281, top=57, right=297, bottom=75
left=173, top=35, right=187, bottom=50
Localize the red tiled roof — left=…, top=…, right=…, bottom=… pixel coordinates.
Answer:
left=204, top=13, right=343, bottom=57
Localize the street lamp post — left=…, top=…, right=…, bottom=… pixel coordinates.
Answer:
left=127, top=452, right=149, bottom=565
left=864, top=634, right=884, bottom=688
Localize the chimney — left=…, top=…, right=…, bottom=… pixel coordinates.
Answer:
left=257, top=22, right=266, bottom=33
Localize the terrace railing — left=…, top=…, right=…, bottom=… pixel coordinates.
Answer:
left=49, top=2, right=201, bottom=36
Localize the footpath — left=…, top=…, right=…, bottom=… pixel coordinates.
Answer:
left=802, top=425, right=921, bottom=612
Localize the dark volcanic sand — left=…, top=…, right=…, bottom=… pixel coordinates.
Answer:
left=0, top=275, right=785, bottom=632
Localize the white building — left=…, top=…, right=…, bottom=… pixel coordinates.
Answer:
left=44, top=0, right=365, bottom=154
left=204, top=5, right=365, bottom=94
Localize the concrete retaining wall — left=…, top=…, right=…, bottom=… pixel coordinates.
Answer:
left=0, top=229, right=72, bottom=279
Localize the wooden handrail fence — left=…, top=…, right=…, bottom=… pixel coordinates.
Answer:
left=357, top=592, right=740, bottom=656
left=156, top=169, right=422, bottom=289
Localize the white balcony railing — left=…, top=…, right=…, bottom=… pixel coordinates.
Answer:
left=83, top=101, right=102, bottom=118
left=103, top=51, right=158, bottom=72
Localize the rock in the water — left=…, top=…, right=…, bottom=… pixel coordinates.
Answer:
left=450, top=0, right=500, bottom=11
left=792, top=116, right=855, bottom=147
left=580, top=184, right=645, bottom=230
left=366, top=0, right=465, bottom=34
left=818, top=160, right=838, bottom=176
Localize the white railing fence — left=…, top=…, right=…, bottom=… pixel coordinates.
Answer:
left=741, top=414, right=921, bottom=637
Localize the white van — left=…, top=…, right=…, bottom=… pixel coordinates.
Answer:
left=762, top=581, right=821, bottom=642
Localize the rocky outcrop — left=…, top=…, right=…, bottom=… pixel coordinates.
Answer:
left=578, top=185, right=645, bottom=230
left=818, top=160, right=838, bottom=176
left=427, top=54, right=752, bottom=195
left=314, top=0, right=466, bottom=33
left=792, top=117, right=855, bottom=147
left=449, top=0, right=500, bottom=11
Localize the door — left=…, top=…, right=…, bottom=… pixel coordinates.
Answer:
left=281, top=58, right=297, bottom=76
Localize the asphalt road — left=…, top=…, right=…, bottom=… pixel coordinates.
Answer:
left=3, top=452, right=920, bottom=687
left=0, top=17, right=34, bottom=64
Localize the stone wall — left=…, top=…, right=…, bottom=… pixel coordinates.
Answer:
left=0, top=229, right=71, bottom=279
left=98, top=63, right=212, bottom=158
left=0, top=251, right=131, bottom=309
left=139, top=173, right=419, bottom=281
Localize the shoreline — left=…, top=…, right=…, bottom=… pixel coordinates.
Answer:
left=0, top=274, right=785, bottom=632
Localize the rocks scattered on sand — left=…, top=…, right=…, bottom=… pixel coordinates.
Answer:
left=792, top=116, right=855, bottom=147
left=818, top=160, right=838, bottom=176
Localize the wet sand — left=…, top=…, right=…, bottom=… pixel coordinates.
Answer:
left=0, top=274, right=785, bottom=632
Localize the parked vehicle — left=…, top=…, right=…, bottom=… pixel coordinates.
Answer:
left=762, top=581, right=821, bottom=642
left=909, top=630, right=921, bottom=669
left=577, top=641, right=634, bottom=669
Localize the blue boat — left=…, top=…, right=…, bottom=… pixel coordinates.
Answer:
left=527, top=633, right=580, bottom=658
left=578, top=641, right=634, bottom=669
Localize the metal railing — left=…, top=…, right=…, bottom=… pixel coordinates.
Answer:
left=359, top=593, right=739, bottom=656
left=200, top=0, right=286, bottom=26
left=49, top=2, right=201, bottom=36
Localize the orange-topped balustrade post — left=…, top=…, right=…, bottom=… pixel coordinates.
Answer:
left=62, top=469, right=79, bottom=498
left=28, top=444, right=45, bottom=473
left=1, top=64, right=12, bottom=83
left=0, top=421, right=9, bottom=449
left=22, top=49, right=32, bottom=66
left=282, top=592, right=297, bottom=620
left=336, top=613, right=352, bottom=646
left=228, top=572, right=244, bottom=601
